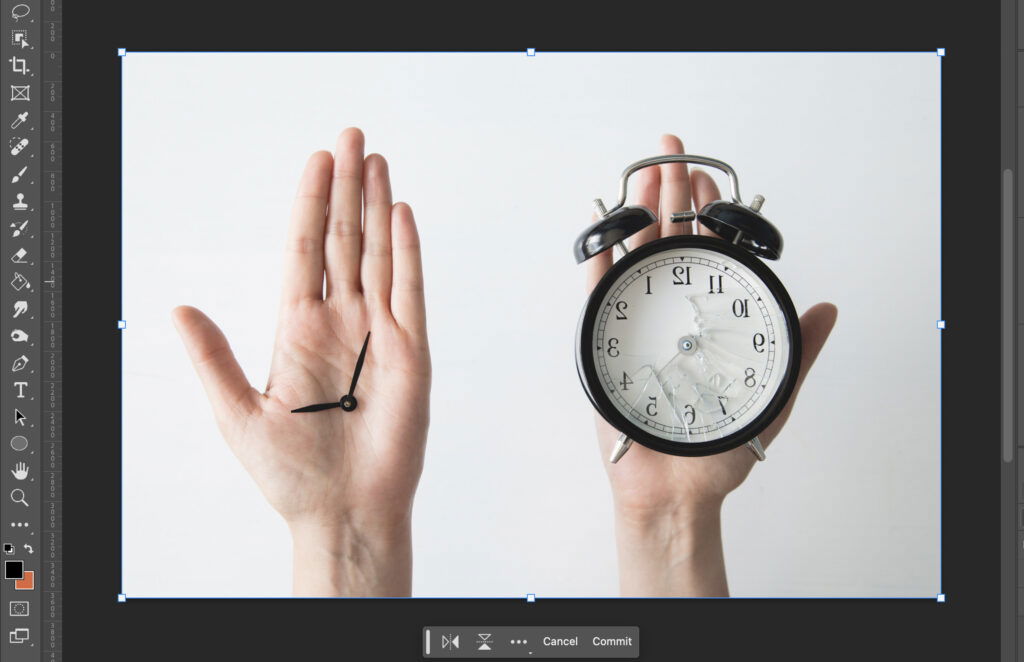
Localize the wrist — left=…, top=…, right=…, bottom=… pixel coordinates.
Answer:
left=288, top=513, right=412, bottom=597
left=613, top=499, right=727, bottom=597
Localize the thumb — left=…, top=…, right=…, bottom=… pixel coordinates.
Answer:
left=761, top=302, right=838, bottom=446
left=172, top=305, right=258, bottom=427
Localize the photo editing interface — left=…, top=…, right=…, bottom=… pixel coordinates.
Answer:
left=0, top=2, right=1009, bottom=660
left=0, top=1, right=60, bottom=659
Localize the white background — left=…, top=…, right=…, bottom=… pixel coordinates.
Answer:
left=122, top=53, right=940, bottom=597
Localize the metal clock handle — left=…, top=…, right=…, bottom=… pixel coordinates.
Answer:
left=599, top=154, right=744, bottom=219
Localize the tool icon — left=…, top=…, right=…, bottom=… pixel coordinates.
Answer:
left=9, top=627, right=29, bottom=644
left=10, top=84, right=29, bottom=100
left=12, top=193, right=28, bottom=210
left=11, top=248, right=28, bottom=263
left=10, top=329, right=27, bottom=342
left=13, top=383, right=27, bottom=399
left=442, top=634, right=460, bottom=651
left=11, top=355, right=28, bottom=372
left=10, top=137, right=28, bottom=155
left=11, top=31, right=29, bottom=49
left=11, top=4, right=29, bottom=21
left=9, top=601, right=28, bottom=616
left=10, top=112, right=26, bottom=129
left=11, top=165, right=27, bottom=183
left=10, top=219, right=28, bottom=237
left=13, top=409, right=24, bottom=425
left=9, top=57, right=27, bottom=74
left=11, top=462, right=27, bottom=480
left=10, top=272, right=29, bottom=290
left=13, top=301, right=27, bottom=318
left=477, top=633, right=494, bottom=651
left=10, top=489, right=28, bottom=507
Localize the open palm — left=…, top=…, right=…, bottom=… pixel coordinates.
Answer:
left=585, top=135, right=837, bottom=520
left=173, top=128, right=430, bottom=535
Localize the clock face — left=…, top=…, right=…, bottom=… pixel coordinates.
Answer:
left=577, top=236, right=801, bottom=456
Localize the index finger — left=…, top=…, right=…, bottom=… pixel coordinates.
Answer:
left=280, top=151, right=332, bottom=304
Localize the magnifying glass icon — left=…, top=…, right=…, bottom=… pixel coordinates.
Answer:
left=11, top=4, right=29, bottom=21
left=10, top=488, right=28, bottom=507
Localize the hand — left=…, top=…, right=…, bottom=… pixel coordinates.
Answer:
left=173, top=128, right=430, bottom=596
left=11, top=462, right=27, bottom=480
left=585, top=135, right=837, bottom=596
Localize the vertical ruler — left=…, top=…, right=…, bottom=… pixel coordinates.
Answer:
left=39, top=2, right=59, bottom=661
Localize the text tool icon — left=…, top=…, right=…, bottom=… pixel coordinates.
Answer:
left=13, top=383, right=27, bottom=399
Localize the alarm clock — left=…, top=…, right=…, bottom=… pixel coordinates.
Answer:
left=574, top=155, right=801, bottom=464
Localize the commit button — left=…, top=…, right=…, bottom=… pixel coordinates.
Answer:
left=423, top=626, right=639, bottom=659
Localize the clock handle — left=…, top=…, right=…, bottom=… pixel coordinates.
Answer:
left=602, top=154, right=743, bottom=217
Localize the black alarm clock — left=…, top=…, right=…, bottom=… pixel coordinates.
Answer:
left=574, top=155, right=801, bottom=464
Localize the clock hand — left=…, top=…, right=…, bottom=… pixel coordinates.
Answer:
left=291, top=331, right=371, bottom=414
left=291, top=401, right=343, bottom=413
left=347, top=331, right=371, bottom=398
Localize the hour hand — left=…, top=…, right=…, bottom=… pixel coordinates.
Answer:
left=291, top=393, right=358, bottom=413
left=291, top=401, right=341, bottom=413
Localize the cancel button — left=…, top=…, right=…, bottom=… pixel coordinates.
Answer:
left=544, top=636, right=579, bottom=647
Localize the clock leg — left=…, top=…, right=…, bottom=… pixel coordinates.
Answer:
left=746, top=436, right=766, bottom=461
left=609, top=433, right=634, bottom=464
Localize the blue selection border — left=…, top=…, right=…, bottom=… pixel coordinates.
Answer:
left=117, top=49, right=945, bottom=602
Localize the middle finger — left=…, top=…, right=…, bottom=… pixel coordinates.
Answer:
left=658, top=134, right=693, bottom=236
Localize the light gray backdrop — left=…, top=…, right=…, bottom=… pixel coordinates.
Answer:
left=122, top=52, right=940, bottom=597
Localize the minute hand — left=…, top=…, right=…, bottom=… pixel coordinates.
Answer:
left=347, top=331, right=371, bottom=397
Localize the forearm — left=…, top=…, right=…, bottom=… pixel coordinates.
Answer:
left=613, top=500, right=728, bottom=597
left=289, top=517, right=412, bottom=597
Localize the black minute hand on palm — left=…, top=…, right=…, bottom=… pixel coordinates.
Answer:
left=291, top=331, right=371, bottom=413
